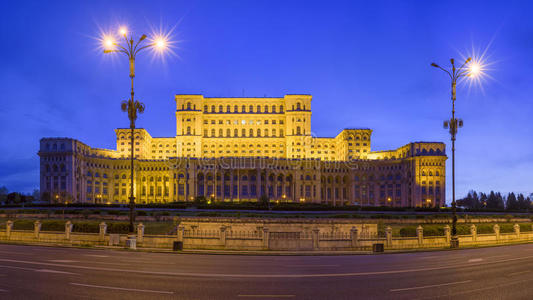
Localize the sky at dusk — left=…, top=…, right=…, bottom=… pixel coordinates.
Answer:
left=1, top=0, right=532, bottom=202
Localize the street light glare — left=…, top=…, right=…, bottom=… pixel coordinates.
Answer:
left=119, top=27, right=127, bottom=36
left=469, top=62, right=481, bottom=77
left=103, top=36, right=115, bottom=50
left=154, top=37, right=167, bottom=50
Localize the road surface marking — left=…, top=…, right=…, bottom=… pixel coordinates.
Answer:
left=390, top=280, right=472, bottom=292
left=70, top=283, right=174, bottom=294
left=0, top=289, right=7, bottom=292
left=484, top=255, right=509, bottom=259
left=0, top=264, right=78, bottom=275
left=238, top=295, right=295, bottom=298
left=37, top=269, right=79, bottom=275
left=508, top=270, right=530, bottom=276
left=83, top=254, right=109, bottom=258
left=468, top=258, right=483, bottom=263
left=429, top=278, right=533, bottom=299
left=48, top=260, right=77, bottom=263
left=1, top=255, right=533, bottom=278
left=286, top=264, right=339, bottom=267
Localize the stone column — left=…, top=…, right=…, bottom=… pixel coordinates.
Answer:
left=514, top=223, right=520, bottom=238
left=34, top=220, right=41, bottom=239
left=65, top=221, right=73, bottom=240
left=262, top=227, right=269, bottom=250
left=470, top=224, right=477, bottom=242
left=220, top=226, right=227, bottom=248
left=385, top=226, right=392, bottom=247
left=493, top=224, right=500, bottom=241
left=350, top=227, right=359, bottom=248
left=312, top=228, right=320, bottom=250
left=416, top=225, right=424, bottom=246
left=444, top=225, right=451, bottom=244
left=99, top=222, right=107, bottom=240
left=6, top=220, right=13, bottom=240
left=137, top=223, right=144, bottom=243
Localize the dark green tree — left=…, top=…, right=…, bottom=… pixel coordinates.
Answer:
left=506, top=192, right=518, bottom=210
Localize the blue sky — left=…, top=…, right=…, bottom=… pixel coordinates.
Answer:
left=1, top=0, right=532, bottom=201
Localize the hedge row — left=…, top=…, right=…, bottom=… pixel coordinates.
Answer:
left=395, top=223, right=532, bottom=237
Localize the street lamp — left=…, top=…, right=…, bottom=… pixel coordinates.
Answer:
left=102, top=27, right=169, bottom=235
left=431, top=57, right=480, bottom=248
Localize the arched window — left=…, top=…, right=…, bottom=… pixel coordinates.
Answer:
left=226, top=129, right=231, bottom=136
left=226, top=105, right=230, bottom=112
left=249, top=105, right=253, bottom=112
left=257, top=129, right=261, bottom=137
left=60, top=164, right=66, bottom=172
left=233, top=129, right=238, bottom=136
left=218, top=105, right=223, bottom=112
left=186, top=102, right=191, bottom=110
left=187, top=126, right=191, bottom=135
left=249, top=129, right=254, bottom=137
left=87, top=171, right=92, bottom=177
left=296, top=127, right=301, bottom=135
left=242, top=129, right=246, bottom=136
left=122, top=174, right=127, bottom=179
left=257, top=105, right=261, bottom=113
left=296, top=103, right=301, bottom=110
left=280, top=105, right=284, bottom=112
left=264, top=106, right=268, bottom=113
left=211, top=129, right=215, bottom=137
left=95, top=172, right=99, bottom=177
left=264, top=129, right=269, bottom=137
left=272, top=105, right=276, bottom=113
left=242, top=105, right=246, bottom=112
left=45, top=164, right=50, bottom=172
left=234, top=105, right=238, bottom=112
left=272, top=129, right=276, bottom=136
left=436, top=171, right=440, bottom=176
left=211, top=105, right=215, bottom=112
left=280, top=129, right=284, bottom=137
left=219, top=129, right=223, bottom=137
left=204, top=105, right=208, bottom=112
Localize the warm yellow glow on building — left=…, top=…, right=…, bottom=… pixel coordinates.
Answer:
left=39, top=94, right=446, bottom=207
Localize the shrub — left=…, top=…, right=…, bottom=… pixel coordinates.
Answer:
left=136, top=211, right=148, bottom=216
left=72, top=221, right=100, bottom=233
left=41, top=220, right=66, bottom=231
left=475, top=224, right=494, bottom=234
left=423, top=225, right=444, bottom=236
left=499, top=223, right=515, bottom=233
left=519, top=223, right=532, bottom=232
left=107, top=222, right=130, bottom=234
left=399, top=226, right=417, bottom=237
left=13, top=219, right=35, bottom=230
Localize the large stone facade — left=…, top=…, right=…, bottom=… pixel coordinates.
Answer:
left=39, top=94, right=446, bottom=207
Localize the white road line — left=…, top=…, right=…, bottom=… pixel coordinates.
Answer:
left=286, top=265, right=339, bottom=267
left=468, top=258, right=483, bottom=263
left=238, top=295, right=295, bottom=298
left=48, top=260, right=78, bottom=263
left=1, top=254, right=533, bottom=278
left=37, top=269, right=79, bottom=275
left=508, top=270, right=531, bottom=276
left=390, top=280, right=472, bottom=292
left=483, top=255, right=510, bottom=259
left=83, top=254, right=109, bottom=258
left=69, top=283, right=174, bottom=294
left=0, top=288, right=7, bottom=292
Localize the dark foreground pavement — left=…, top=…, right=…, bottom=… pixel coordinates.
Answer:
left=0, top=243, right=532, bottom=299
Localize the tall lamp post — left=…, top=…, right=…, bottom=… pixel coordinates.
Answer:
left=102, top=27, right=168, bottom=235
left=431, top=57, right=480, bottom=248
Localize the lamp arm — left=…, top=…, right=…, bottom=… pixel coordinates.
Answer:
left=135, top=43, right=154, bottom=55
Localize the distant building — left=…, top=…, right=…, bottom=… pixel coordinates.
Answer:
left=38, top=94, right=446, bottom=207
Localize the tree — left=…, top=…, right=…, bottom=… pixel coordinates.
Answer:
left=479, top=192, right=488, bottom=209
left=516, top=193, right=529, bottom=210
left=32, top=189, right=40, bottom=202
left=506, top=192, right=518, bottom=210
left=457, top=190, right=481, bottom=209
left=0, top=186, right=8, bottom=205
left=486, top=191, right=504, bottom=210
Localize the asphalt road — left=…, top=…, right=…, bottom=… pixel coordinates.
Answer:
left=0, top=243, right=532, bottom=299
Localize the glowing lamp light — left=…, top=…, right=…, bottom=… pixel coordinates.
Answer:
left=154, top=37, right=167, bottom=50
left=469, top=62, right=481, bottom=77
left=119, top=27, right=127, bottom=36
left=103, top=36, right=115, bottom=49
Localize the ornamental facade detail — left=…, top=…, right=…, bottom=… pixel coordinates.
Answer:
left=39, top=94, right=446, bottom=207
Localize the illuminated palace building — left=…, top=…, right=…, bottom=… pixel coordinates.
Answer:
left=39, top=95, right=446, bottom=207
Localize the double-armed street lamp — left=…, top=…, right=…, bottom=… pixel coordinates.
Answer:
left=102, top=27, right=169, bottom=235
left=431, top=57, right=481, bottom=248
